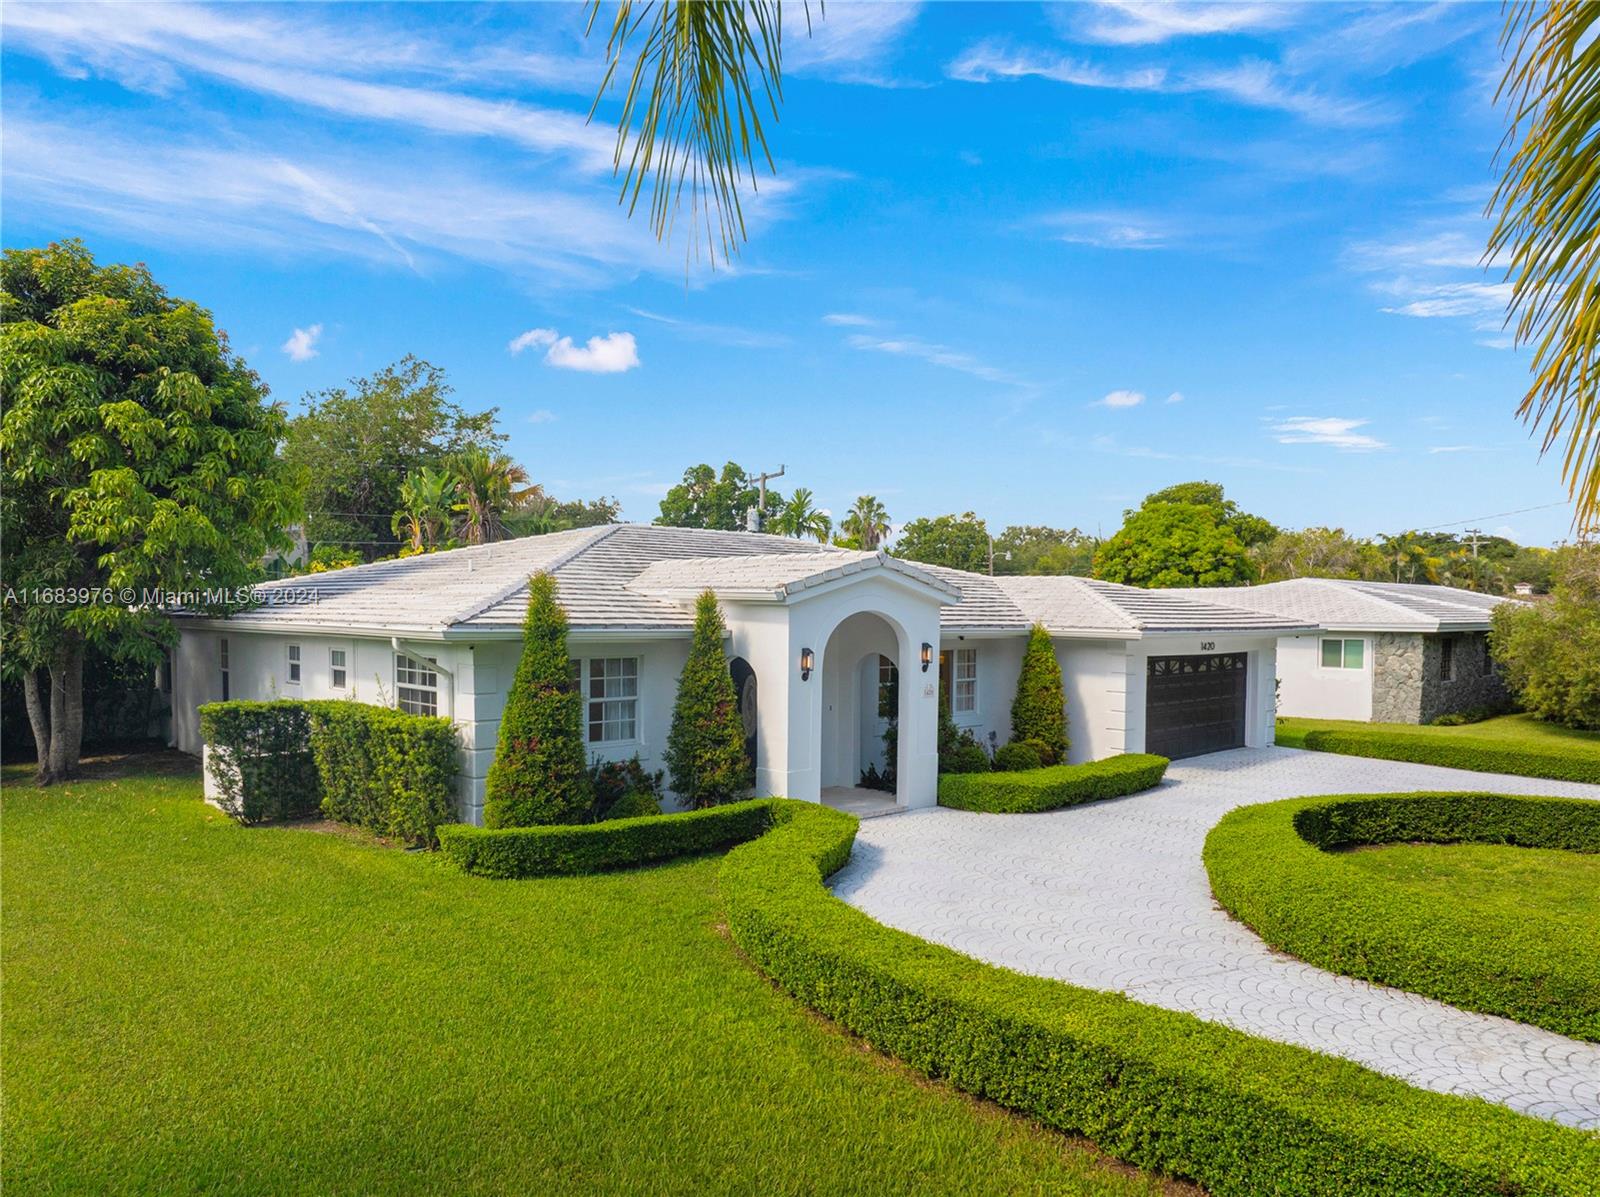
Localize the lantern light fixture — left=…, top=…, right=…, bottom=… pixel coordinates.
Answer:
left=920, top=642, right=933, bottom=672
left=800, top=647, right=814, bottom=681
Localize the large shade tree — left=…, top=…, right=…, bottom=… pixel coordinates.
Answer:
left=1, top=240, right=299, bottom=782
left=1093, top=502, right=1253, bottom=589
left=655, top=461, right=784, bottom=531
left=893, top=512, right=990, bottom=574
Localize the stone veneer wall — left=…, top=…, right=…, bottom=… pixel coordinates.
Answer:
left=1419, top=631, right=1509, bottom=724
left=1371, top=633, right=1424, bottom=723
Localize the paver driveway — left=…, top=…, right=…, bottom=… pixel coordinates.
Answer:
left=830, top=746, right=1600, bottom=1128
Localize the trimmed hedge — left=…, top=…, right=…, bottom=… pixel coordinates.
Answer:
left=720, top=802, right=1600, bottom=1197
left=938, top=753, right=1169, bottom=813
left=1205, top=791, right=1600, bottom=1041
left=198, top=699, right=458, bottom=846
left=439, top=798, right=779, bottom=879
left=1292, top=726, right=1600, bottom=785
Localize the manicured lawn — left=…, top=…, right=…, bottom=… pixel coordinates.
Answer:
left=1343, top=841, right=1600, bottom=920
left=1276, top=712, right=1600, bottom=756
left=1, top=757, right=1175, bottom=1197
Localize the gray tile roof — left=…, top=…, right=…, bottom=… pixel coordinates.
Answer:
left=1185, top=578, right=1515, bottom=632
left=196, top=524, right=1320, bottom=638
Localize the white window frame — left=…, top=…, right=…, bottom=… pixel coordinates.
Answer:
left=952, top=648, right=978, bottom=715
left=286, top=643, right=302, bottom=686
left=583, top=656, right=640, bottom=746
left=329, top=647, right=348, bottom=690
left=395, top=653, right=439, bottom=717
left=1319, top=638, right=1365, bottom=671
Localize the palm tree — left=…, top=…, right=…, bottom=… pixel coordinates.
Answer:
left=391, top=466, right=457, bottom=554
left=771, top=487, right=831, bottom=542
left=1378, top=533, right=1443, bottom=585
left=589, top=1, right=801, bottom=264
left=1492, top=2, right=1600, bottom=529
left=449, top=448, right=532, bottom=545
left=842, top=495, right=891, bottom=550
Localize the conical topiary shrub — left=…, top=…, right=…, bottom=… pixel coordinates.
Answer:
left=665, top=590, right=750, bottom=808
left=483, top=572, right=591, bottom=827
left=1010, top=623, right=1068, bottom=763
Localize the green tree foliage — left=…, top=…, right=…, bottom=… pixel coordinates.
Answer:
left=1375, top=533, right=1445, bottom=584
left=284, top=356, right=501, bottom=559
left=1491, top=1, right=1600, bottom=528
left=665, top=591, right=750, bottom=806
left=1490, top=545, right=1600, bottom=729
left=448, top=447, right=532, bottom=545
left=1009, top=624, right=1068, bottom=762
left=503, top=490, right=622, bottom=539
left=1144, top=481, right=1278, bottom=548
left=483, top=573, right=591, bottom=827
left=1093, top=502, right=1253, bottom=588
left=656, top=462, right=784, bottom=531
left=894, top=512, right=990, bottom=573
left=1, top=240, right=299, bottom=782
left=993, top=525, right=1096, bottom=576
left=840, top=495, right=892, bottom=550
left=1251, top=527, right=1389, bottom=583
left=392, top=466, right=458, bottom=555
left=770, top=487, right=832, bottom=542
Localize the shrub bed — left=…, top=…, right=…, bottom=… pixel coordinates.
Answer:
left=938, top=754, right=1168, bottom=813
left=1293, top=726, right=1600, bottom=784
left=439, top=798, right=779, bottom=879
left=1204, top=791, right=1600, bottom=1041
left=198, top=699, right=458, bottom=846
left=721, top=802, right=1599, bottom=1197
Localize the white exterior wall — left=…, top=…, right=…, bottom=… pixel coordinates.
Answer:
left=1273, top=632, right=1373, bottom=722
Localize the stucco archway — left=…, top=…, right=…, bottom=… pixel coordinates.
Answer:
left=818, top=610, right=911, bottom=797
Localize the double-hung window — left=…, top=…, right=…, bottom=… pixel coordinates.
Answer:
left=329, top=648, right=348, bottom=690
left=1320, top=638, right=1364, bottom=670
left=287, top=644, right=302, bottom=685
left=1440, top=637, right=1455, bottom=681
left=585, top=657, right=638, bottom=744
left=952, top=648, right=978, bottom=714
left=395, top=654, right=439, bottom=716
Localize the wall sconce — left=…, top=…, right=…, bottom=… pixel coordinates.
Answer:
left=920, top=642, right=933, bottom=672
left=800, top=647, right=814, bottom=681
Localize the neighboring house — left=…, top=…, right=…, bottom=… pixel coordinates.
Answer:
left=170, top=525, right=1309, bottom=822
left=1188, top=579, right=1514, bottom=724
left=1513, top=581, right=1535, bottom=597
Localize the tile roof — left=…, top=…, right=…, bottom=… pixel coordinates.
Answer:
left=195, top=524, right=1320, bottom=638
left=1185, top=578, right=1515, bottom=632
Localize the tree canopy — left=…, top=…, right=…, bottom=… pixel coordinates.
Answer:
left=992, top=525, right=1096, bottom=576
left=893, top=512, right=990, bottom=574
left=655, top=462, right=784, bottom=531
left=1, top=240, right=299, bottom=780
left=1093, top=501, right=1253, bottom=589
left=1141, top=481, right=1277, bottom=548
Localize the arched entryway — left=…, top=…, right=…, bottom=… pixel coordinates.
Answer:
left=729, top=656, right=758, bottom=774
left=819, top=611, right=906, bottom=803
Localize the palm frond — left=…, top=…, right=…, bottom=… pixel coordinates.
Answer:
left=590, top=1, right=810, bottom=264
left=1490, top=0, right=1600, bottom=529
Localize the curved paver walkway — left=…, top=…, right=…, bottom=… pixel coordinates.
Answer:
left=830, top=746, right=1600, bottom=1128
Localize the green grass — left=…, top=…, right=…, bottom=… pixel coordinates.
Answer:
left=1342, top=841, right=1600, bottom=917
left=1276, top=712, right=1600, bottom=754
left=1, top=756, right=1174, bottom=1197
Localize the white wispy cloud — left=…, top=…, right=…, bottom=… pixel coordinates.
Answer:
left=1096, top=389, right=1145, bottom=408
left=822, top=312, right=876, bottom=326
left=627, top=307, right=789, bottom=349
left=1040, top=209, right=1174, bottom=250
left=1270, top=416, right=1386, bottom=451
left=1346, top=213, right=1513, bottom=347
left=281, top=324, right=323, bottom=362
left=947, top=40, right=1383, bottom=126
left=845, top=332, right=1033, bottom=388
left=1165, top=391, right=1185, bottom=404
left=509, top=327, right=641, bottom=373
left=528, top=409, right=558, bottom=424
left=1062, top=1, right=1293, bottom=46
left=786, top=3, right=924, bottom=85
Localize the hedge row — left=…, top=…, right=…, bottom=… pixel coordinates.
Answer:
left=439, top=798, right=779, bottom=878
left=720, top=802, right=1599, bottom=1197
left=1204, top=791, right=1600, bottom=1041
left=198, top=699, right=457, bottom=846
left=937, top=753, right=1169, bottom=813
left=1295, top=726, right=1600, bottom=785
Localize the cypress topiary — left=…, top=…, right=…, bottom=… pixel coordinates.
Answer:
left=483, top=572, right=591, bottom=827
left=666, top=590, right=751, bottom=808
left=1010, top=623, right=1068, bottom=762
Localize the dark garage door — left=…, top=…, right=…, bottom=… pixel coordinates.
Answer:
left=1145, top=653, right=1247, bottom=760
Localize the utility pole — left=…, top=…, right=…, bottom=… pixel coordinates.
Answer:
left=744, top=464, right=785, bottom=532
left=1464, top=528, right=1482, bottom=558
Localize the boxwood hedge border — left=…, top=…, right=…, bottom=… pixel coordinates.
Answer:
left=1204, top=791, right=1600, bottom=1041
left=1287, top=726, right=1600, bottom=785
left=937, top=753, right=1169, bottom=813
left=438, top=798, right=780, bottom=878
left=720, top=801, right=1598, bottom=1197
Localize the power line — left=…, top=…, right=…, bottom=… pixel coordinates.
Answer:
left=1415, top=500, right=1570, bottom=533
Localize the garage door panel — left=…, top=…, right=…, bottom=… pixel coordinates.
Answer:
left=1146, top=653, right=1246, bottom=760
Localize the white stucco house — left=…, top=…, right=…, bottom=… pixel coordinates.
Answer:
left=1188, top=579, right=1515, bottom=724
left=171, top=524, right=1310, bottom=822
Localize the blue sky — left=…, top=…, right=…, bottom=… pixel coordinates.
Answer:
left=1, top=2, right=1580, bottom=546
